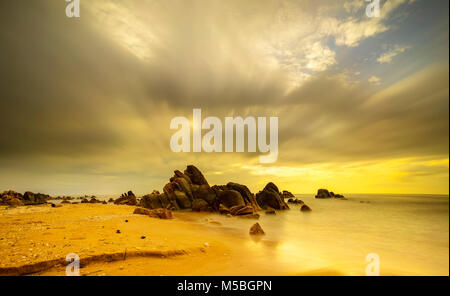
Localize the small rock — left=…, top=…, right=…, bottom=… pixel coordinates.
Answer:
left=300, top=204, right=312, bottom=212
left=203, top=242, right=210, bottom=248
left=140, top=236, right=146, bottom=239
left=116, top=230, right=121, bottom=234
left=249, top=223, right=265, bottom=235
left=265, top=207, right=276, bottom=215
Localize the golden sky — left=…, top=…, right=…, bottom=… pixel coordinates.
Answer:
left=0, top=0, right=448, bottom=195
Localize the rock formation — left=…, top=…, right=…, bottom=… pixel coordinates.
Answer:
left=0, top=190, right=49, bottom=206
left=315, top=189, right=346, bottom=199
left=114, top=191, right=137, bottom=205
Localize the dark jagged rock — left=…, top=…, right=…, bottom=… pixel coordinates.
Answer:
left=114, top=191, right=137, bottom=205
left=184, top=165, right=209, bottom=186
left=256, top=183, right=289, bottom=210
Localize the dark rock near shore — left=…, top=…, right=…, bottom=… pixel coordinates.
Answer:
left=256, top=183, right=289, bottom=210
left=300, top=204, right=312, bottom=212
left=249, top=223, right=265, bottom=235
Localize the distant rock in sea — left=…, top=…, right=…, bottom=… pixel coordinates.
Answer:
left=315, top=189, right=346, bottom=199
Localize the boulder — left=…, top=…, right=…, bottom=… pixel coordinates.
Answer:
left=184, top=165, right=209, bottom=186
left=249, top=223, right=265, bottom=235
left=300, top=204, right=312, bottom=212
left=315, top=189, right=332, bottom=198
left=256, top=183, right=289, bottom=210
left=140, top=193, right=163, bottom=209
left=217, top=190, right=245, bottom=209
left=226, top=182, right=261, bottom=211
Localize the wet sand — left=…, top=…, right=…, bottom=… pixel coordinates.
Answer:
left=1, top=203, right=337, bottom=276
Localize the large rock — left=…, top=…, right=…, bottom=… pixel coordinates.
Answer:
left=217, top=190, right=245, bottom=209
left=184, top=165, right=209, bottom=186
left=256, top=183, right=289, bottom=210
left=140, top=193, right=163, bottom=209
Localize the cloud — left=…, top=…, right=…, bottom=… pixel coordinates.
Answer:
left=377, top=45, right=410, bottom=63
left=368, top=76, right=381, bottom=84
left=0, top=0, right=447, bottom=195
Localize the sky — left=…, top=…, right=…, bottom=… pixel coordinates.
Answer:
left=0, top=0, right=448, bottom=195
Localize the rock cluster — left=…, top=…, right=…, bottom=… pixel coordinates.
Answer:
left=315, top=189, right=346, bottom=199
left=0, top=190, right=49, bottom=206
left=138, top=165, right=292, bottom=217
left=287, top=198, right=304, bottom=204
